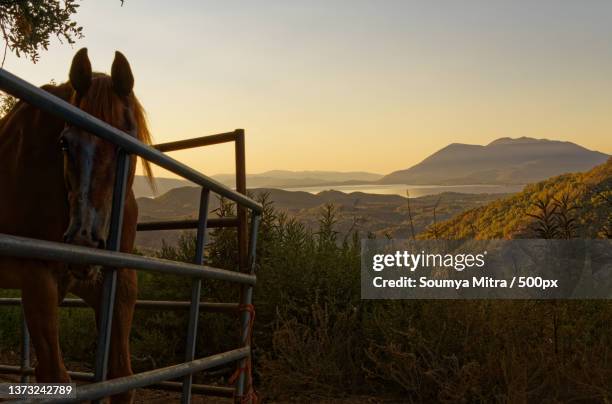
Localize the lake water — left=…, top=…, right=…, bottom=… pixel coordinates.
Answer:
left=284, top=183, right=525, bottom=198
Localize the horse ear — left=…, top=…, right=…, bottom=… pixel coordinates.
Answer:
left=69, top=48, right=92, bottom=95
left=111, top=51, right=134, bottom=97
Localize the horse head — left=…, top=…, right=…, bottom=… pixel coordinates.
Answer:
left=60, top=48, right=151, bottom=280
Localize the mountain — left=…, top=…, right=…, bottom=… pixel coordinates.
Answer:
left=133, top=170, right=383, bottom=198
left=422, top=158, right=612, bottom=239
left=133, top=138, right=608, bottom=198
left=380, top=137, right=609, bottom=185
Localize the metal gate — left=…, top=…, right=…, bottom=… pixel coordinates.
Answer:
left=0, top=68, right=262, bottom=403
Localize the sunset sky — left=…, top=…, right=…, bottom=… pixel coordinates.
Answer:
left=3, top=0, right=612, bottom=178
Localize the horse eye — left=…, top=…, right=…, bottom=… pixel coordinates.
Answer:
left=58, top=136, right=69, bottom=152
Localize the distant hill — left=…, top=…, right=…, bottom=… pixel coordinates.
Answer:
left=134, top=170, right=382, bottom=198
left=136, top=187, right=407, bottom=222
left=135, top=187, right=506, bottom=251
left=211, top=170, right=382, bottom=189
left=216, top=170, right=381, bottom=182
left=422, top=158, right=612, bottom=239
left=133, top=176, right=190, bottom=199
left=380, top=137, right=609, bottom=185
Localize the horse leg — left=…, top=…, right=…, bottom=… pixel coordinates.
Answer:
left=72, top=268, right=137, bottom=404
left=21, top=267, right=70, bottom=383
left=106, top=269, right=137, bottom=404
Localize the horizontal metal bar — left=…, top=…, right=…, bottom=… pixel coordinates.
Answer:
left=0, top=365, right=95, bottom=383
left=0, top=298, right=240, bottom=313
left=137, top=217, right=239, bottom=232
left=0, top=233, right=256, bottom=286
left=0, top=69, right=262, bottom=213
left=10, top=347, right=250, bottom=403
left=154, top=132, right=238, bottom=152
left=0, top=365, right=235, bottom=397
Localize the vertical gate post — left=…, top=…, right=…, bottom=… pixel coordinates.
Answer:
left=20, top=310, right=30, bottom=383
left=181, top=188, right=211, bottom=403
left=236, top=212, right=261, bottom=401
left=235, top=129, right=248, bottom=272
left=93, top=150, right=130, bottom=402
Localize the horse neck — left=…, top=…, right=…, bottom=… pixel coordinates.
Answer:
left=1, top=83, right=72, bottom=144
left=0, top=84, right=72, bottom=239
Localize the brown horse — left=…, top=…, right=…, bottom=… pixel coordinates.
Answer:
left=0, top=48, right=153, bottom=403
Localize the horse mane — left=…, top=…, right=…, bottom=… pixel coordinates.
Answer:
left=132, top=96, right=156, bottom=187
left=0, top=83, right=72, bottom=132
left=71, top=73, right=155, bottom=189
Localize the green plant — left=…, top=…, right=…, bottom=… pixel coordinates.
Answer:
left=0, top=92, right=17, bottom=118
left=0, top=0, right=83, bottom=64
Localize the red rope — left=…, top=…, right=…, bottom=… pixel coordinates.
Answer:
left=230, top=303, right=258, bottom=404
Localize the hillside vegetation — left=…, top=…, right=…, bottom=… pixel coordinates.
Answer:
left=425, top=158, right=612, bottom=239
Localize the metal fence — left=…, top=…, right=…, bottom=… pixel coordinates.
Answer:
left=0, top=68, right=263, bottom=403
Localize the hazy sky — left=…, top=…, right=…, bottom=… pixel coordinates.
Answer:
left=3, top=0, right=612, bottom=178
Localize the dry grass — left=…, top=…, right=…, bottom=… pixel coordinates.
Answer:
left=259, top=300, right=612, bottom=403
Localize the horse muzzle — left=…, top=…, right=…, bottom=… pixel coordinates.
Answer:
left=63, top=232, right=107, bottom=281
left=63, top=230, right=106, bottom=249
